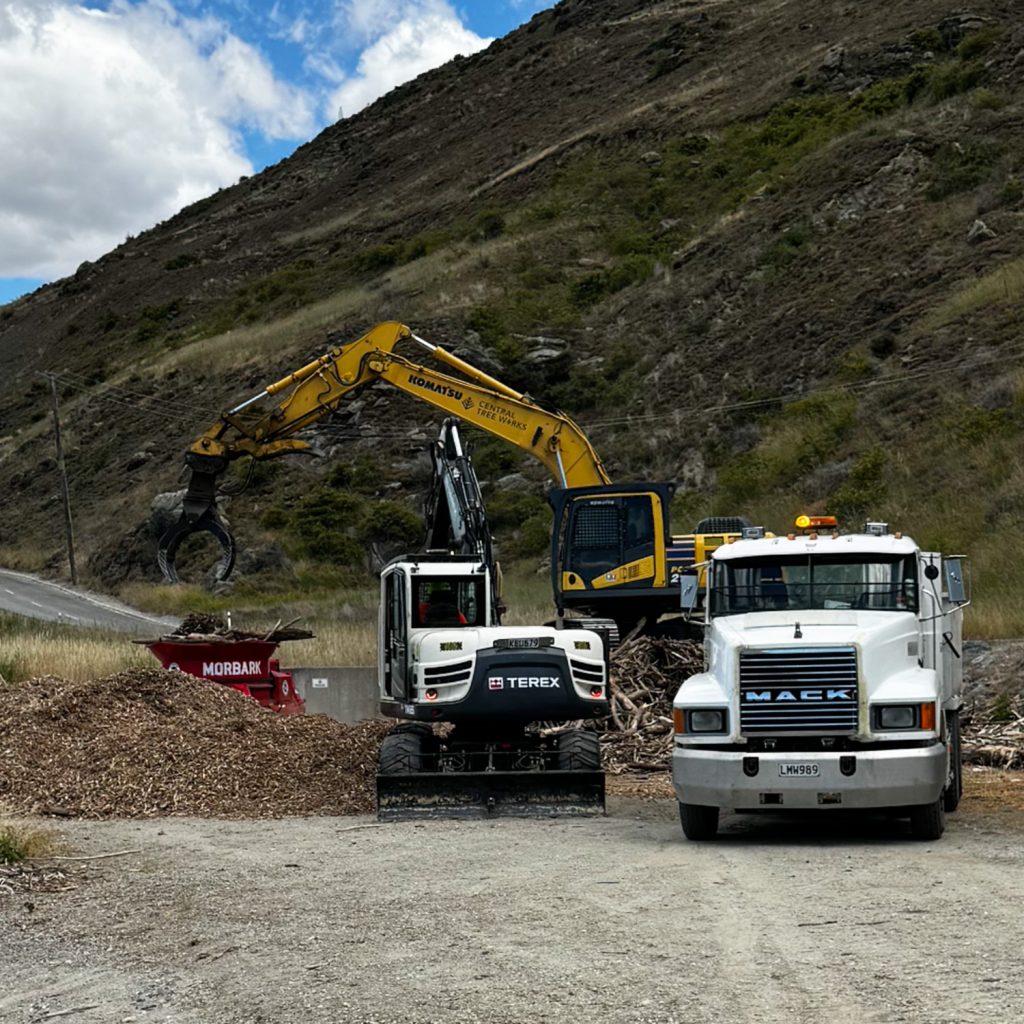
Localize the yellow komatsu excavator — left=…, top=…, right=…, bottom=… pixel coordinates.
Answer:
left=159, top=321, right=744, bottom=635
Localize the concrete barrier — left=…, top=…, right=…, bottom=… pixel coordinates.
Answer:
left=289, top=666, right=379, bottom=723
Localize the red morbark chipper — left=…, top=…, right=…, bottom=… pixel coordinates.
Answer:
left=138, top=619, right=311, bottom=714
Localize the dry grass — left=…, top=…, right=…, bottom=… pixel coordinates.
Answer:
left=0, top=545, right=50, bottom=573
left=278, top=620, right=377, bottom=668
left=117, top=582, right=234, bottom=617
left=0, top=616, right=152, bottom=682
left=152, top=284, right=374, bottom=376
left=0, top=820, right=62, bottom=863
left=918, top=256, right=1024, bottom=334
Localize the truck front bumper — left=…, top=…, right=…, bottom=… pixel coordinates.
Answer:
left=672, top=742, right=947, bottom=811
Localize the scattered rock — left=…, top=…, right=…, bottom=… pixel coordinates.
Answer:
left=493, top=472, right=528, bottom=492
left=640, top=150, right=662, bottom=166
left=234, top=543, right=290, bottom=576
left=967, top=219, right=997, bottom=244
left=149, top=490, right=185, bottom=535
left=817, top=145, right=929, bottom=224
left=938, top=13, right=991, bottom=50
left=520, top=335, right=570, bottom=367
left=821, top=44, right=846, bottom=72
left=523, top=335, right=568, bottom=352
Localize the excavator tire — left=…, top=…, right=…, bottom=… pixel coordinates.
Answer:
left=556, top=729, right=601, bottom=772
left=378, top=729, right=427, bottom=775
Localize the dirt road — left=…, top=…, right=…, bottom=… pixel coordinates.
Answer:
left=4, top=787, right=1023, bottom=1024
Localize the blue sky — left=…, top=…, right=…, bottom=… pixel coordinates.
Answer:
left=0, top=1, right=554, bottom=306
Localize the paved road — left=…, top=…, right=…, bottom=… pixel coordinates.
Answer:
left=0, top=567, right=175, bottom=634
left=3, top=795, right=1023, bottom=1024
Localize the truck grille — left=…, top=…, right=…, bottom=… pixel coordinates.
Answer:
left=739, top=647, right=858, bottom=734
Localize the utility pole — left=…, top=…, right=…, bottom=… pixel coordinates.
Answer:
left=44, top=372, right=78, bottom=586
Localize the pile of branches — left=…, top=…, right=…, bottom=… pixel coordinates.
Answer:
left=963, top=696, right=1024, bottom=770
left=146, top=612, right=314, bottom=644
left=594, top=637, right=702, bottom=772
left=0, top=669, right=390, bottom=818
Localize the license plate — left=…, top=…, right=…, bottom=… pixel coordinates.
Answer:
left=778, top=762, right=820, bottom=777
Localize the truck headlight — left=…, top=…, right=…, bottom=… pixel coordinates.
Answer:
left=875, top=704, right=917, bottom=730
left=688, top=708, right=728, bottom=733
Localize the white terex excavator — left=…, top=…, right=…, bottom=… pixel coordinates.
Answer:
left=374, top=422, right=610, bottom=819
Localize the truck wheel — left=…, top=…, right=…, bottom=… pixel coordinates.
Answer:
left=908, top=795, right=946, bottom=840
left=943, top=711, right=963, bottom=813
left=679, top=802, right=719, bottom=841
left=556, top=729, right=601, bottom=771
left=378, top=729, right=425, bottom=774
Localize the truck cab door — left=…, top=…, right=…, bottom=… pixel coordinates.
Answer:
left=383, top=570, right=410, bottom=699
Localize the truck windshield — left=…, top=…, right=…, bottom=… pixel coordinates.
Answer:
left=710, top=554, right=918, bottom=616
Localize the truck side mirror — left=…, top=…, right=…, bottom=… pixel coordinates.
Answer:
left=680, top=574, right=700, bottom=611
left=944, top=557, right=967, bottom=603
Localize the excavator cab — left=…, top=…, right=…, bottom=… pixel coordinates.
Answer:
left=549, top=483, right=675, bottom=626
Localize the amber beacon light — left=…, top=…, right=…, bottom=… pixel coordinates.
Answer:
left=795, top=514, right=838, bottom=531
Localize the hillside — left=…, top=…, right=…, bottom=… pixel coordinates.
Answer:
left=0, top=0, right=1022, bottom=633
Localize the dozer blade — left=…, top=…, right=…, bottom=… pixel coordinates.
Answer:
left=376, top=770, right=605, bottom=821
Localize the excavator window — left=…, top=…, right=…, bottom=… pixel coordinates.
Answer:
left=414, top=577, right=485, bottom=628
left=564, top=496, right=655, bottom=577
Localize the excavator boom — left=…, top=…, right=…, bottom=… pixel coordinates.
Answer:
left=158, top=321, right=737, bottom=637
left=160, top=323, right=610, bottom=582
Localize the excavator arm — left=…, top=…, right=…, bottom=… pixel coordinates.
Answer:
left=159, top=321, right=610, bottom=582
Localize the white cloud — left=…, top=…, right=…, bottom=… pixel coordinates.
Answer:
left=0, top=0, right=317, bottom=278
left=327, top=3, right=492, bottom=118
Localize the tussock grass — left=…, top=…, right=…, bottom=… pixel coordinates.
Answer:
left=152, top=284, right=374, bottom=377
left=117, top=582, right=233, bottom=617
left=0, top=821, right=62, bottom=864
left=278, top=620, right=377, bottom=668
left=918, top=257, right=1024, bottom=334
left=0, top=545, right=50, bottom=573
left=0, top=614, right=152, bottom=682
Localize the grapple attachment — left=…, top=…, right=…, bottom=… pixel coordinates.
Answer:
left=158, top=511, right=236, bottom=584
left=157, top=455, right=235, bottom=584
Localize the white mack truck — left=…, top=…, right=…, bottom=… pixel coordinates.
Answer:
left=673, top=517, right=968, bottom=841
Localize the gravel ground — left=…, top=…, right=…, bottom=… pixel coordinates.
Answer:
left=3, top=780, right=1024, bottom=1024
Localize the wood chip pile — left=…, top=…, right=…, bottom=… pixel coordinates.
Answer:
left=0, top=669, right=390, bottom=819
left=593, top=637, right=702, bottom=772
left=963, top=697, right=1024, bottom=770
